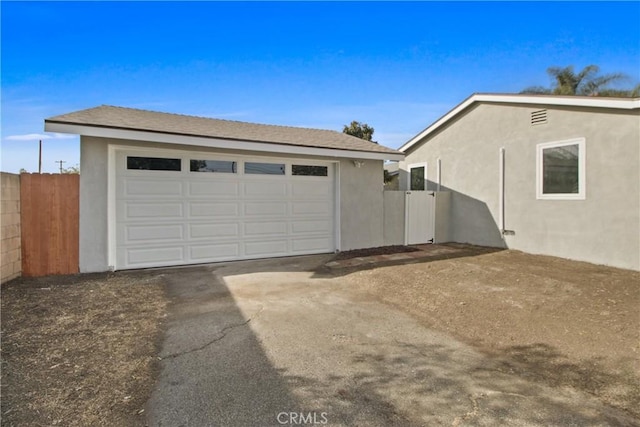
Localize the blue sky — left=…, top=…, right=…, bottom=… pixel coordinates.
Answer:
left=2, top=1, right=639, bottom=173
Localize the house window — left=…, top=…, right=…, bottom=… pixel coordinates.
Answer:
left=127, top=156, right=181, bottom=171
left=190, top=160, right=236, bottom=173
left=536, top=138, right=585, bottom=200
left=409, top=164, right=427, bottom=191
left=292, top=165, right=328, bottom=176
left=245, top=162, right=285, bottom=175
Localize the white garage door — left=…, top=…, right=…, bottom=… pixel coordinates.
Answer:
left=115, top=150, right=336, bottom=269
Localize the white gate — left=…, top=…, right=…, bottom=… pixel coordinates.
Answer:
left=404, top=191, right=435, bottom=245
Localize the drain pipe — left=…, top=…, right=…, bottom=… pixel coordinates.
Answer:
left=499, top=147, right=505, bottom=233
left=499, top=147, right=515, bottom=236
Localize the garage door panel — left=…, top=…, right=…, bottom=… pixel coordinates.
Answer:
left=125, top=202, right=184, bottom=219
left=292, top=237, right=333, bottom=252
left=125, top=246, right=185, bottom=266
left=292, top=182, right=332, bottom=198
left=245, top=202, right=287, bottom=216
left=188, top=181, right=239, bottom=197
left=244, top=181, right=287, bottom=197
left=291, top=220, right=332, bottom=234
left=125, top=224, right=184, bottom=242
left=189, top=202, right=239, bottom=218
left=292, top=201, right=332, bottom=215
left=125, top=179, right=183, bottom=197
left=189, top=223, right=239, bottom=239
left=190, top=243, right=239, bottom=260
left=244, top=221, right=287, bottom=236
left=244, top=240, right=288, bottom=256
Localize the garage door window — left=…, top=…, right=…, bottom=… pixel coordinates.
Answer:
left=190, top=160, right=237, bottom=173
left=292, top=165, right=328, bottom=176
left=245, top=162, right=285, bottom=175
left=127, top=156, right=181, bottom=171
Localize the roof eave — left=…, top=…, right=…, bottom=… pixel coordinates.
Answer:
left=45, top=121, right=405, bottom=161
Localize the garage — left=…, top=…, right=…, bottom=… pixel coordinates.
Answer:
left=44, top=105, right=403, bottom=272
left=115, top=150, right=335, bottom=269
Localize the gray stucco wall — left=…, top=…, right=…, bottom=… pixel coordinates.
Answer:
left=79, top=138, right=109, bottom=272
left=339, top=158, right=385, bottom=250
left=401, top=103, right=640, bottom=270
left=383, top=191, right=405, bottom=246
left=79, top=136, right=385, bottom=272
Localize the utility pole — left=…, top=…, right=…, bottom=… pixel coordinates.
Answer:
left=55, top=160, right=66, bottom=174
left=38, top=140, right=42, bottom=173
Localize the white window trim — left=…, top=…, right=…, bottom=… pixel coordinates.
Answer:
left=536, top=137, right=586, bottom=200
left=407, top=162, right=428, bottom=191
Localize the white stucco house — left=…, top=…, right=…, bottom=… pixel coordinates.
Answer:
left=398, top=94, right=640, bottom=270
left=45, top=106, right=403, bottom=272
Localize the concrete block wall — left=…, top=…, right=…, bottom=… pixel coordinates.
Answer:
left=1, top=173, right=21, bottom=283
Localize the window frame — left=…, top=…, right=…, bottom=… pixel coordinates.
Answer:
left=126, top=156, right=182, bottom=171
left=189, top=159, right=237, bottom=173
left=407, top=162, right=428, bottom=191
left=536, top=137, right=586, bottom=200
left=244, top=161, right=286, bottom=176
left=292, top=164, right=329, bottom=177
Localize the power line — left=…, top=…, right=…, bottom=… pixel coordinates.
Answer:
left=55, top=160, right=66, bottom=174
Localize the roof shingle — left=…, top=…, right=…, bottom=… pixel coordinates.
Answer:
left=46, top=105, right=401, bottom=155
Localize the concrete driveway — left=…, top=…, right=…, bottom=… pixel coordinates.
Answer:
left=146, top=255, right=636, bottom=426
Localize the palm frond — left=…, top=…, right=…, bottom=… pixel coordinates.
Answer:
left=520, top=86, right=552, bottom=94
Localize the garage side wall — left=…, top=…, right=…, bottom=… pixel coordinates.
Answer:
left=383, top=191, right=405, bottom=246
left=339, top=159, right=384, bottom=251
left=80, top=137, right=110, bottom=272
left=400, top=104, right=640, bottom=270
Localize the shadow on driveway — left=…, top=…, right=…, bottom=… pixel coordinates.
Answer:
left=321, top=244, right=504, bottom=277
left=146, top=265, right=303, bottom=427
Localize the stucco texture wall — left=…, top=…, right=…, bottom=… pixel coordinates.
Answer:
left=80, top=137, right=385, bottom=272
left=383, top=191, right=405, bottom=246
left=80, top=138, right=109, bottom=272
left=1, top=173, right=21, bottom=282
left=402, top=103, right=640, bottom=270
left=339, top=159, right=384, bottom=250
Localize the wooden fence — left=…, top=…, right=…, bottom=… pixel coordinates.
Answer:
left=20, top=174, right=79, bottom=277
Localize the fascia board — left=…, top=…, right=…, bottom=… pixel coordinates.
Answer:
left=45, top=122, right=405, bottom=161
left=474, top=94, right=640, bottom=109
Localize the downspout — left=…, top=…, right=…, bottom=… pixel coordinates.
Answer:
left=436, top=157, right=441, bottom=192
left=499, top=147, right=515, bottom=237
left=499, top=148, right=505, bottom=233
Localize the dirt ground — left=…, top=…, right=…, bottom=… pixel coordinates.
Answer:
left=1, top=272, right=168, bottom=427
left=1, top=247, right=638, bottom=425
left=344, top=248, right=640, bottom=419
